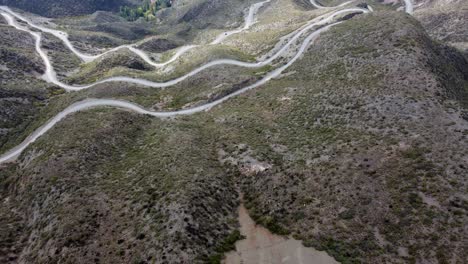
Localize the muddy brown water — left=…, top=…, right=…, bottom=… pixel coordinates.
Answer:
left=223, top=204, right=339, bottom=264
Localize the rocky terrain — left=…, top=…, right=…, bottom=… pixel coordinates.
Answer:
left=414, top=0, right=468, bottom=52
left=0, top=0, right=467, bottom=263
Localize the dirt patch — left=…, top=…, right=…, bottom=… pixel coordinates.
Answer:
left=224, top=203, right=338, bottom=264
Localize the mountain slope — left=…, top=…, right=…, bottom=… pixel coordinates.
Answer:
left=414, top=0, right=468, bottom=52
left=237, top=11, right=468, bottom=263
left=1, top=0, right=132, bottom=17
left=1, top=0, right=468, bottom=263
left=0, top=6, right=467, bottom=263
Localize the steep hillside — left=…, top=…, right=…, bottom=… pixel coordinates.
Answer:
left=160, top=0, right=257, bottom=26
left=1, top=6, right=467, bottom=264
left=0, top=20, right=58, bottom=154
left=1, top=0, right=133, bottom=17
left=237, top=11, right=468, bottom=263
left=414, top=0, right=468, bottom=52
left=21, top=0, right=261, bottom=54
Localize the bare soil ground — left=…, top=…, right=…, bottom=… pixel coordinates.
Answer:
left=224, top=203, right=338, bottom=264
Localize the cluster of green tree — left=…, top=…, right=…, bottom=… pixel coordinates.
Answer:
left=119, top=0, right=172, bottom=21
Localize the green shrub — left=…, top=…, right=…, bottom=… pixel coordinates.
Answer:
left=119, top=0, right=172, bottom=21
left=203, top=230, right=245, bottom=264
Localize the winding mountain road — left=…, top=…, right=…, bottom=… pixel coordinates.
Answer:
left=0, top=0, right=270, bottom=66
left=310, top=0, right=413, bottom=14
left=0, top=0, right=415, bottom=163
left=0, top=6, right=367, bottom=91
left=403, top=0, right=414, bottom=14
left=309, top=0, right=353, bottom=9
left=0, top=23, right=341, bottom=163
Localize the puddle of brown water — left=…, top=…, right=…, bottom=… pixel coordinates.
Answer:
left=224, top=204, right=339, bottom=264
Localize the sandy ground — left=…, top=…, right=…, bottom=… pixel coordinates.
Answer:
left=224, top=204, right=339, bottom=264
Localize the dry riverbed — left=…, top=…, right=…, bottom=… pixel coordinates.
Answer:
left=224, top=203, right=338, bottom=264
